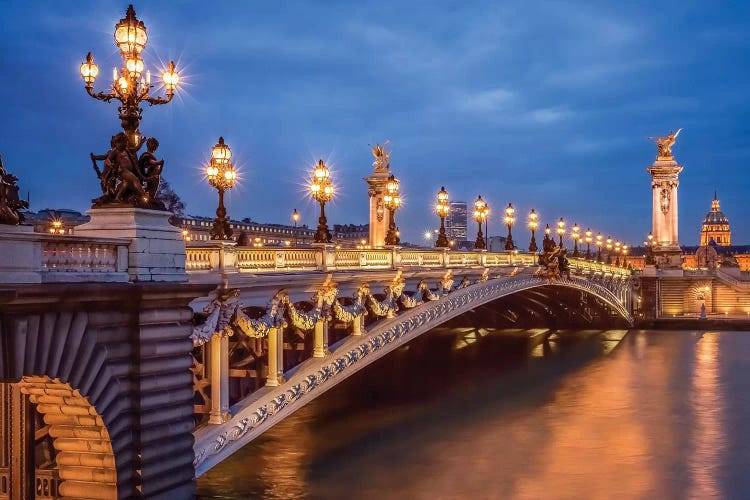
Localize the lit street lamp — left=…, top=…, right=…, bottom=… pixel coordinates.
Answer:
left=292, top=208, right=300, bottom=247
left=528, top=209, right=539, bottom=253
left=571, top=222, right=580, bottom=257
left=473, top=195, right=488, bottom=250
left=645, top=232, right=655, bottom=265
left=606, top=237, right=613, bottom=264
left=622, top=244, right=629, bottom=268
left=205, top=137, right=236, bottom=240
left=615, top=241, right=622, bottom=266
left=384, top=174, right=402, bottom=246
left=596, top=233, right=603, bottom=262
left=309, top=160, right=334, bottom=243
left=435, top=186, right=450, bottom=248
left=543, top=223, right=553, bottom=250
left=504, top=203, right=516, bottom=251
left=557, top=218, right=566, bottom=247
left=80, top=5, right=179, bottom=149
left=584, top=228, right=593, bottom=260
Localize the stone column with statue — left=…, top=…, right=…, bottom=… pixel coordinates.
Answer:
left=647, top=129, right=684, bottom=269
left=365, top=141, right=393, bottom=248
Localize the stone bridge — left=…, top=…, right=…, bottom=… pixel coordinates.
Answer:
left=0, top=229, right=631, bottom=498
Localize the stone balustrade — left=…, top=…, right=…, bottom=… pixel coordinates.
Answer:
left=0, top=225, right=130, bottom=283
left=185, top=242, right=630, bottom=277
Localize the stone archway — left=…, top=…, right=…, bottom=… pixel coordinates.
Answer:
left=18, top=376, right=117, bottom=499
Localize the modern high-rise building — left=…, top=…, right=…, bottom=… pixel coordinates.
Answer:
left=446, top=201, right=468, bottom=241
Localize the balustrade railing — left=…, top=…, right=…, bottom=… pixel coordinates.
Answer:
left=185, top=243, right=630, bottom=277
left=41, top=239, right=125, bottom=273
left=189, top=256, right=632, bottom=430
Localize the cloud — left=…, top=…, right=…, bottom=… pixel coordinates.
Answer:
left=528, top=107, right=567, bottom=124
left=455, top=88, right=515, bottom=113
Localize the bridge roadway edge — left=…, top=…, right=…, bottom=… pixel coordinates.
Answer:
left=193, top=275, right=631, bottom=476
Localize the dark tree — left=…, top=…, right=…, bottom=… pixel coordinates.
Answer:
left=156, top=178, right=185, bottom=226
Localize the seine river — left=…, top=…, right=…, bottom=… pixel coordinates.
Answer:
left=198, top=328, right=750, bottom=499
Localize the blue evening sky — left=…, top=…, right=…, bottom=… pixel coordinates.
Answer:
left=1, top=1, right=748, bottom=246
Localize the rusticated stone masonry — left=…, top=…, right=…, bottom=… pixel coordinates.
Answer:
left=0, top=282, right=212, bottom=499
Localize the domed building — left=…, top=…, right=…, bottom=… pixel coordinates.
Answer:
left=699, top=192, right=731, bottom=246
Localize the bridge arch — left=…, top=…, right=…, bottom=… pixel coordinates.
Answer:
left=1, top=311, right=130, bottom=499
left=194, top=275, right=632, bottom=475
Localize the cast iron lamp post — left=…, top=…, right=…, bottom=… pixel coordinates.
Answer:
left=557, top=218, right=566, bottom=247
left=544, top=223, right=553, bottom=249
left=596, top=233, right=603, bottom=262
left=435, top=187, right=450, bottom=248
left=584, top=228, right=592, bottom=260
left=615, top=241, right=622, bottom=266
left=622, top=244, right=629, bottom=268
left=309, top=160, right=334, bottom=243
left=645, top=232, right=655, bottom=264
left=473, top=195, right=488, bottom=250
left=206, top=137, right=236, bottom=240
left=571, top=223, right=581, bottom=257
left=606, top=237, right=613, bottom=264
left=528, top=209, right=538, bottom=252
left=292, top=208, right=300, bottom=247
left=504, top=203, right=516, bottom=251
left=79, top=5, right=179, bottom=148
left=384, top=174, right=402, bottom=246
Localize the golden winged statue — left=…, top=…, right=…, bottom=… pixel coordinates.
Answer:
left=650, top=128, right=682, bottom=159
left=371, top=140, right=390, bottom=172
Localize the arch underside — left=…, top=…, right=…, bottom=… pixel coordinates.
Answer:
left=18, top=376, right=117, bottom=500
left=194, top=275, right=631, bottom=475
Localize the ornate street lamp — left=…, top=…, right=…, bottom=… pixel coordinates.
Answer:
left=473, top=195, right=488, bottom=250
left=571, top=223, right=580, bottom=257
left=596, top=233, right=603, bottom=262
left=205, top=137, right=236, bottom=240
left=384, top=174, right=402, bottom=246
left=543, top=223, right=553, bottom=250
left=557, top=218, right=566, bottom=247
left=48, top=219, right=65, bottom=235
left=80, top=5, right=179, bottom=149
left=584, top=228, right=592, bottom=260
left=645, top=232, right=655, bottom=265
left=622, top=244, right=629, bottom=268
left=615, top=241, right=622, bottom=266
left=606, top=237, right=613, bottom=264
left=435, top=186, right=450, bottom=248
left=292, top=208, right=300, bottom=247
left=528, top=209, right=539, bottom=253
left=504, top=203, right=516, bottom=251
left=309, top=160, right=334, bottom=243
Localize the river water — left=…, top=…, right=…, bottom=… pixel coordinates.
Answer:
left=197, top=328, right=750, bottom=499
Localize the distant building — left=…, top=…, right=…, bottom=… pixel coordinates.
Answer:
left=487, top=235, right=508, bottom=253
left=24, top=208, right=88, bottom=235
left=332, top=224, right=369, bottom=246
left=700, top=193, right=731, bottom=246
left=179, top=216, right=315, bottom=246
left=446, top=201, right=467, bottom=242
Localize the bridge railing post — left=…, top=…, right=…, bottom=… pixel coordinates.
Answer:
left=313, top=317, right=330, bottom=357
left=265, top=326, right=285, bottom=387
left=313, top=244, right=334, bottom=271
left=441, top=248, right=449, bottom=268
left=208, top=335, right=230, bottom=424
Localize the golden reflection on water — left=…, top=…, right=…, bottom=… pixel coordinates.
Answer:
left=198, top=330, right=738, bottom=499
left=689, top=332, right=724, bottom=499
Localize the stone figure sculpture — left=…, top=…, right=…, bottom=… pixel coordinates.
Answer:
left=90, top=132, right=165, bottom=209
left=0, top=154, right=29, bottom=225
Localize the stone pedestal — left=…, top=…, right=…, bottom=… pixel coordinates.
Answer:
left=74, top=208, right=187, bottom=282
left=648, top=158, right=683, bottom=269
left=365, top=170, right=391, bottom=248
left=0, top=225, right=41, bottom=284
